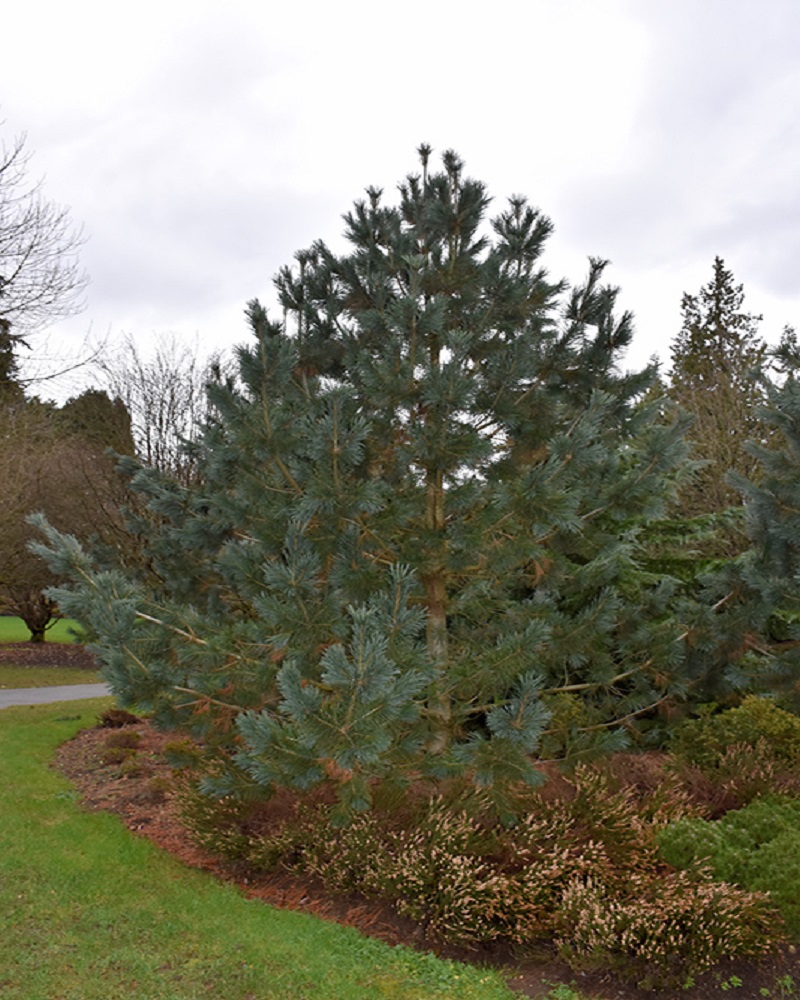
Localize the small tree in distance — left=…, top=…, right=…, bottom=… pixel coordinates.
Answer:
left=668, top=257, right=768, bottom=524
left=37, top=148, right=691, bottom=819
left=0, top=391, right=134, bottom=639
left=91, top=332, right=227, bottom=484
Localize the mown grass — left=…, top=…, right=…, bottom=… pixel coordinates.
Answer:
left=0, top=616, right=84, bottom=644
left=0, top=699, right=520, bottom=1000
left=0, top=664, right=102, bottom=688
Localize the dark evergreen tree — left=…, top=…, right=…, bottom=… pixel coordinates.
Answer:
left=0, top=318, right=23, bottom=402
left=57, top=388, right=134, bottom=454
left=35, top=149, right=691, bottom=819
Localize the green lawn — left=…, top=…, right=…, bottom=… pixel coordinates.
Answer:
left=0, top=699, right=518, bottom=1000
left=0, top=616, right=85, bottom=644
left=0, top=665, right=102, bottom=688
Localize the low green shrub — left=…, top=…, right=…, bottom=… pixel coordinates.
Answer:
left=722, top=795, right=800, bottom=848
left=98, top=746, right=137, bottom=766
left=119, top=754, right=149, bottom=779
left=98, top=729, right=143, bottom=767
left=656, top=815, right=730, bottom=872
left=104, top=730, right=142, bottom=750
left=163, top=738, right=203, bottom=769
left=670, top=697, right=800, bottom=771
left=658, top=794, right=800, bottom=935
left=746, top=831, right=800, bottom=936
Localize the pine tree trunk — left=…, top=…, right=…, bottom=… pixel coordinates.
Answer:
left=424, top=466, right=451, bottom=751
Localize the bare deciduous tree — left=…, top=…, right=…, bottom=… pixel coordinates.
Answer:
left=0, top=131, right=88, bottom=342
left=92, top=333, right=229, bottom=483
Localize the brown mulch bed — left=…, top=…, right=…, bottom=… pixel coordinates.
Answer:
left=52, top=716, right=800, bottom=1000
left=0, top=640, right=99, bottom=669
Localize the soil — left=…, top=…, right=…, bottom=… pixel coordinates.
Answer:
left=18, top=639, right=798, bottom=999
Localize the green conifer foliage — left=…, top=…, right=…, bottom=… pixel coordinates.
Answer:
left=668, top=256, right=768, bottom=524
left=712, top=332, right=800, bottom=706
left=34, top=149, right=691, bottom=817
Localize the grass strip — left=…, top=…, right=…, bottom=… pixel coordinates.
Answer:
left=0, top=699, right=515, bottom=1000
left=0, top=666, right=101, bottom=688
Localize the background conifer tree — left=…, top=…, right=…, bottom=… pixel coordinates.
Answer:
left=703, top=332, right=800, bottom=708
left=36, top=149, right=691, bottom=819
left=667, top=257, right=768, bottom=529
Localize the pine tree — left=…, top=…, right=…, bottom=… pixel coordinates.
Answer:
left=668, top=256, right=768, bottom=525
left=35, top=149, right=691, bottom=819
left=0, top=319, right=24, bottom=403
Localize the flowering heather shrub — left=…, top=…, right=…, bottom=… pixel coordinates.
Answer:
left=603, top=756, right=700, bottom=829
left=392, top=848, right=512, bottom=943
left=508, top=840, right=614, bottom=940
left=667, top=698, right=800, bottom=810
left=517, top=765, right=659, bottom=871
left=301, top=810, right=386, bottom=893
left=672, top=737, right=796, bottom=812
left=177, top=784, right=253, bottom=860
left=245, top=820, right=307, bottom=873
left=380, top=801, right=511, bottom=942
left=177, top=763, right=782, bottom=981
left=555, top=870, right=778, bottom=988
left=714, top=739, right=786, bottom=803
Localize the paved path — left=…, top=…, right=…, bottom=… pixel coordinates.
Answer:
left=0, top=683, right=111, bottom=709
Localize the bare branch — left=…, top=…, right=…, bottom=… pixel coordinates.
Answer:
left=0, top=130, right=88, bottom=339
left=91, top=332, right=233, bottom=482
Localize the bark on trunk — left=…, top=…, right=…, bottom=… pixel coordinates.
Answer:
left=424, top=465, right=450, bottom=751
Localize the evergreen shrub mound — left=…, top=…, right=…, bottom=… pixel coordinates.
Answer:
left=670, top=697, right=800, bottom=770
left=658, top=794, right=800, bottom=936
left=668, top=697, right=800, bottom=807
left=180, top=763, right=780, bottom=988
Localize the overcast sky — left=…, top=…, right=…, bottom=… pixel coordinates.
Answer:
left=3, top=0, right=800, bottom=397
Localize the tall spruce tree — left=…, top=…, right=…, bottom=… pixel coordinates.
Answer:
left=668, top=256, right=768, bottom=524
left=36, top=149, right=691, bottom=818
